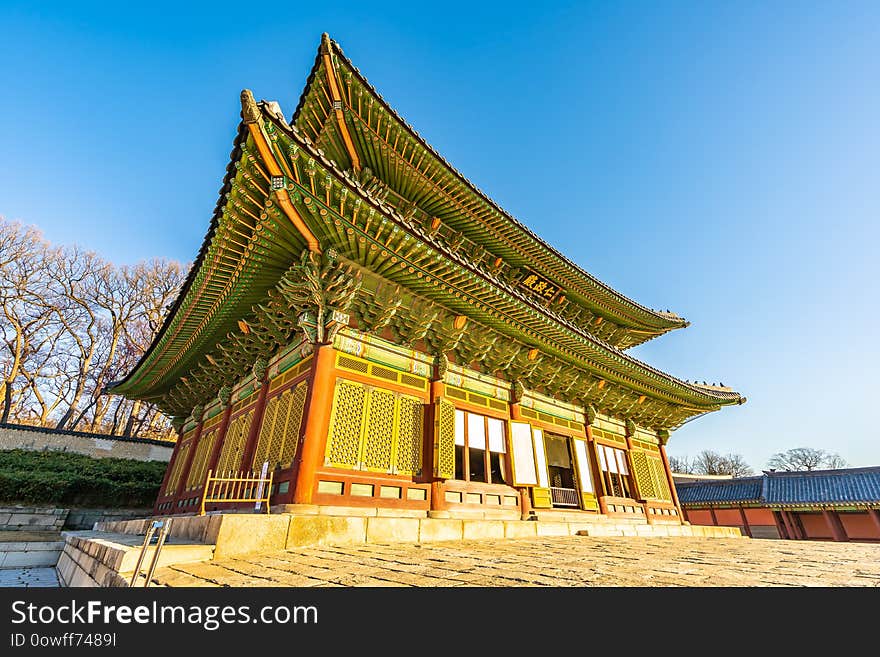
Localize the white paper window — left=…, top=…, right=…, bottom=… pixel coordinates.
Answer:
left=454, top=409, right=465, bottom=447
left=603, top=445, right=619, bottom=474
left=615, top=449, right=629, bottom=475
left=487, top=418, right=506, bottom=453
left=598, top=444, right=607, bottom=471
left=467, top=412, right=487, bottom=450
left=532, top=428, right=549, bottom=488
left=509, top=421, right=538, bottom=486
left=573, top=439, right=594, bottom=494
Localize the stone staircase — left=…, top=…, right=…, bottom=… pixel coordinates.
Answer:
left=56, top=530, right=214, bottom=587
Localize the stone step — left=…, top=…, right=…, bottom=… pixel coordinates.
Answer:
left=57, top=530, right=215, bottom=587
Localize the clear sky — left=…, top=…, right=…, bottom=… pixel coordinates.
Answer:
left=1, top=2, right=877, bottom=470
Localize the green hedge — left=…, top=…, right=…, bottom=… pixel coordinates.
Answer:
left=0, top=449, right=166, bottom=507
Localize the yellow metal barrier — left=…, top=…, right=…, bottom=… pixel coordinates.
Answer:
left=199, top=469, right=273, bottom=515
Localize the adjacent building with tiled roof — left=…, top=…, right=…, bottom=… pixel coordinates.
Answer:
left=677, top=468, right=880, bottom=542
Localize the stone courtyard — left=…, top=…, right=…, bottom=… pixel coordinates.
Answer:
left=151, top=536, right=880, bottom=587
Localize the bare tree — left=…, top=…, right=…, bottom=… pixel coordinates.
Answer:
left=0, top=216, right=186, bottom=439
left=668, top=455, right=694, bottom=474
left=0, top=220, right=56, bottom=423
left=767, top=448, right=847, bottom=472
left=692, top=450, right=753, bottom=477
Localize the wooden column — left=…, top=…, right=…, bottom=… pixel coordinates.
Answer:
left=585, top=425, right=609, bottom=514
left=772, top=510, right=789, bottom=539
left=510, top=402, right=534, bottom=520
left=738, top=505, right=752, bottom=537
left=292, top=344, right=337, bottom=505
left=823, top=509, right=848, bottom=542
left=239, top=372, right=272, bottom=473
left=658, top=442, right=683, bottom=514
left=709, top=506, right=718, bottom=526
left=428, top=378, right=448, bottom=516
left=782, top=510, right=800, bottom=540
left=868, top=508, right=880, bottom=536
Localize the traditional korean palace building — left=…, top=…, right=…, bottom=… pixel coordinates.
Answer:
left=110, top=35, right=745, bottom=524
left=678, top=468, right=880, bottom=542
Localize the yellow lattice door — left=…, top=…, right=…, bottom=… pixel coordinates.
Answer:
left=253, top=391, right=286, bottom=470
left=361, top=388, right=397, bottom=472
left=325, top=380, right=367, bottom=469
left=630, top=450, right=656, bottom=500
left=278, top=382, right=308, bottom=468
left=433, top=398, right=456, bottom=479
left=216, top=411, right=253, bottom=474
left=165, top=430, right=195, bottom=496
left=649, top=456, right=672, bottom=501
left=186, top=428, right=217, bottom=491
left=395, top=395, right=423, bottom=476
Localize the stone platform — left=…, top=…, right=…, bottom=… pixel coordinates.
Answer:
left=57, top=508, right=741, bottom=586
left=152, top=536, right=880, bottom=587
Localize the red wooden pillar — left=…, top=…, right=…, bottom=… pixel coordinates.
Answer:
left=772, top=510, right=789, bottom=539
left=585, top=425, right=609, bottom=515
left=427, top=378, right=449, bottom=516
left=239, top=371, right=272, bottom=474
left=709, top=506, right=718, bottom=526
left=658, top=442, right=683, bottom=518
left=823, top=509, right=848, bottom=542
left=738, top=505, right=752, bottom=537
left=292, top=344, right=337, bottom=505
left=780, top=510, right=796, bottom=539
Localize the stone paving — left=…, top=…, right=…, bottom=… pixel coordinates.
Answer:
left=0, top=567, right=60, bottom=587
left=152, top=536, right=880, bottom=587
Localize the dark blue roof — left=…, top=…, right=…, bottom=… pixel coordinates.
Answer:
left=677, top=467, right=880, bottom=506
left=677, top=477, right=763, bottom=504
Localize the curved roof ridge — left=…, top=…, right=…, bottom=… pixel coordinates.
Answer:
left=291, top=35, right=688, bottom=334
left=268, top=110, right=744, bottom=407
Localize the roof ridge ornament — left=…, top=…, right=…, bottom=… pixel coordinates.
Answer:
left=240, top=89, right=260, bottom=125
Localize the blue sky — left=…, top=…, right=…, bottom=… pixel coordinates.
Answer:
left=1, top=2, right=877, bottom=469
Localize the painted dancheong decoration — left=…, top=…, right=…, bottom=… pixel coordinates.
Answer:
left=109, top=34, right=745, bottom=522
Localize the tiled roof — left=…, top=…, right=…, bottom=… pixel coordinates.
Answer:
left=677, top=467, right=880, bottom=507
left=676, top=477, right=763, bottom=504
left=763, top=467, right=880, bottom=505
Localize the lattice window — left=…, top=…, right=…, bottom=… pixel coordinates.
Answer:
left=253, top=391, right=286, bottom=470
left=395, top=395, right=423, bottom=475
left=165, top=435, right=193, bottom=496
left=325, top=380, right=367, bottom=468
left=186, top=428, right=217, bottom=490
left=630, top=450, right=656, bottom=500
left=434, top=398, right=456, bottom=479
left=362, top=388, right=396, bottom=471
left=278, top=381, right=308, bottom=468
left=216, top=411, right=252, bottom=474
left=649, top=456, right=672, bottom=501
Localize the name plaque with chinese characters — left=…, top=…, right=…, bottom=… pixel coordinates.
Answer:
left=518, top=270, right=561, bottom=301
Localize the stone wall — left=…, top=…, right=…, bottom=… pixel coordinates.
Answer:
left=0, top=506, right=151, bottom=532
left=0, top=506, right=68, bottom=531
left=0, top=423, right=173, bottom=462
